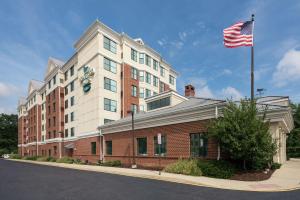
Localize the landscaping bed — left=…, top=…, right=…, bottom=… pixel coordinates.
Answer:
left=230, top=170, right=274, bottom=181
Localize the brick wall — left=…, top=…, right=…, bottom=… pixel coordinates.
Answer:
left=73, top=136, right=100, bottom=163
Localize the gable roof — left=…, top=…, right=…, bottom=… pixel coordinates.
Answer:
left=27, top=79, right=44, bottom=96
left=44, top=57, right=65, bottom=80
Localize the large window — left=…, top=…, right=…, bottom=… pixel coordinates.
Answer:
left=139, top=71, right=144, bottom=82
left=106, top=141, right=112, bottom=155
left=139, top=87, right=144, bottom=98
left=153, top=76, right=159, bottom=87
left=91, top=142, right=96, bottom=155
left=159, top=81, right=165, bottom=93
left=131, top=104, right=138, bottom=113
left=145, top=89, right=151, bottom=98
left=104, top=36, right=117, bottom=53
left=145, top=54, right=151, bottom=66
left=153, top=59, right=158, bottom=70
left=104, top=98, right=117, bottom=112
left=53, top=75, right=56, bottom=85
left=70, top=81, right=74, bottom=92
left=65, top=99, right=68, bottom=109
left=131, top=67, right=138, bottom=80
left=70, top=112, right=74, bottom=122
left=137, top=137, right=147, bottom=155
left=154, top=135, right=167, bottom=155
left=65, top=114, right=68, bottom=123
left=147, top=97, right=170, bottom=111
left=70, top=66, right=74, bottom=76
left=104, top=57, right=117, bottom=74
left=190, top=133, right=208, bottom=157
left=146, top=72, right=151, bottom=84
left=131, top=85, right=137, bottom=97
left=160, top=66, right=165, bottom=77
left=70, top=96, right=75, bottom=106
left=169, top=75, right=175, bottom=85
left=104, top=77, right=117, bottom=92
left=139, top=53, right=144, bottom=64
left=131, top=48, right=137, bottom=61
left=65, top=129, right=68, bottom=137
left=71, top=127, right=75, bottom=137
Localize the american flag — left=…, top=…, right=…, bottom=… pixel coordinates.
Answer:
left=223, top=21, right=253, bottom=48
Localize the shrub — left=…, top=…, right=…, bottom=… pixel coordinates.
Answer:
left=9, top=154, right=21, bottom=159
left=197, top=160, right=235, bottom=179
left=73, top=158, right=84, bottom=165
left=164, top=159, right=202, bottom=176
left=23, top=156, right=38, bottom=161
left=46, top=157, right=56, bottom=162
left=36, top=157, right=48, bottom=162
left=56, top=157, right=74, bottom=164
left=101, top=160, right=122, bottom=167
left=271, top=163, right=281, bottom=170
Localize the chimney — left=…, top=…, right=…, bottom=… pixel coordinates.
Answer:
left=185, top=84, right=195, bottom=97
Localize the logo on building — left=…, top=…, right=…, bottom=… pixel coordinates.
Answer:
left=80, top=66, right=95, bottom=93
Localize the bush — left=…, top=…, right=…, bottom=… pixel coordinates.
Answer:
left=36, top=157, right=48, bottom=162
left=56, top=157, right=74, bottom=164
left=164, top=159, right=202, bottom=176
left=9, top=154, right=21, bottom=159
left=23, top=156, right=38, bottom=161
left=73, top=158, right=84, bottom=165
left=197, top=160, right=235, bottom=179
left=47, top=157, right=56, bottom=162
left=101, top=160, right=122, bottom=167
left=271, top=163, right=281, bottom=170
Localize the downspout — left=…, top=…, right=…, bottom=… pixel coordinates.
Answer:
left=36, top=105, right=39, bottom=156
left=215, top=106, right=220, bottom=161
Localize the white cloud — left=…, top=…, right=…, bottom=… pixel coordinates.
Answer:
left=221, top=86, right=243, bottom=100
left=198, top=85, right=214, bottom=98
left=184, top=77, right=214, bottom=98
left=179, top=31, right=187, bottom=41
left=157, top=39, right=167, bottom=47
left=222, top=69, right=232, bottom=75
left=272, top=49, right=300, bottom=87
left=0, top=82, right=19, bottom=97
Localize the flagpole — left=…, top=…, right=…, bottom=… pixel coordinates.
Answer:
left=251, top=14, right=255, bottom=101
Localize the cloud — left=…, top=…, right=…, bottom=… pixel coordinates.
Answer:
left=179, top=31, right=187, bottom=41
left=222, top=69, right=232, bottom=75
left=221, top=86, right=243, bottom=100
left=157, top=38, right=167, bottom=47
left=0, top=82, right=20, bottom=97
left=272, top=49, right=300, bottom=87
left=184, top=77, right=214, bottom=98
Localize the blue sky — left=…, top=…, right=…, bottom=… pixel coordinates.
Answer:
left=1, top=0, right=300, bottom=114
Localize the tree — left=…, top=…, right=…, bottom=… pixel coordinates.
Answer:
left=0, top=114, right=18, bottom=155
left=208, top=100, right=276, bottom=170
left=287, top=103, right=300, bottom=158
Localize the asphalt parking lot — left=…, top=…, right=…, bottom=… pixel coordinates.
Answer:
left=0, top=159, right=299, bottom=200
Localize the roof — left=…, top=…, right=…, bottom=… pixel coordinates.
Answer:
left=30, top=79, right=44, bottom=90
left=49, top=57, right=65, bottom=68
left=18, top=97, right=27, bottom=106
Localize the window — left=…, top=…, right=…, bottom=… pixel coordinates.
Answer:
left=131, top=85, right=137, bottom=97
left=153, top=91, right=158, bottom=96
left=139, top=71, right=144, bottom=82
left=137, top=137, right=147, bottom=155
left=147, top=97, right=171, bottom=111
left=65, top=86, right=68, bottom=95
left=103, top=36, right=117, bottom=53
left=104, top=119, right=115, bottom=124
left=48, top=118, right=51, bottom=127
left=145, top=89, right=151, bottom=98
left=131, top=104, right=138, bottom=113
left=104, top=77, right=117, bottom=92
left=159, top=81, right=165, bottom=93
left=154, top=135, right=167, bottom=155
left=139, top=53, right=144, bottom=64
left=104, top=98, right=117, bottom=112
left=70, top=81, right=74, bottom=92
left=153, top=76, right=159, bottom=87
left=131, top=67, right=138, bottom=80
left=169, top=75, right=175, bottom=85
left=70, top=96, right=75, bottom=106
left=53, top=117, right=56, bottom=126
left=131, top=48, right=137, bottom=61
left=65, top=99, right=68, bottom=109
left=53, top=102, right=56, bottom=112
left=160, top=66, right=165, bottom=77
left=145, top=54, right=151, bottom=66
left=65, top=129, right=68, bottom=137
left=64, top=71, right=68, bottom=81
left=71, top=127, right=75, bottom=137
left=153, top=59, right=158, bottom=70
left=91, top=142, right=96, bottom=155
left=139, top=105, right=144, bottom=112
left=65, top=114, right=68, bottom=123
left=190, top=133, right=208, bottom=157
left=42, top=103, right=44, bottom=111
left=53, top=75, right=56, bottom=85
left=104, top=57, right=117, bottom=74
left=70, top=112, right=74, bottom=122
left=106, top=141, right=112, bottom=155
left=48, top=80, right=51, bottom=89
left=139, top=88, right=144, bottom=98
left=146, top=72, right=151, bottom=84
left=70, top=66, right=74, bottom=76
left=42, top=124, right=44, bottom=131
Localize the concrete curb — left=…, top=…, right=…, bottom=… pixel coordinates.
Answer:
left=8, top=159, right=300, bottom=192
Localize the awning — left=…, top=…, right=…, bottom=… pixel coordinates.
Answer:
left=64, top=143, right=74, bottom=149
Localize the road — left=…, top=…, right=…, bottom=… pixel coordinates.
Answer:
left=0, top=159, right=299, bottom=200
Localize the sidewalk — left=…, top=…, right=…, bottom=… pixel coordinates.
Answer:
left=9, top=158, right=300, bottom=192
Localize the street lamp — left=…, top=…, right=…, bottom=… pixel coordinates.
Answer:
left=127, top=110, right=136, bottom=168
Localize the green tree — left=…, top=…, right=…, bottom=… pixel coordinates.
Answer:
left=0, top=114, right=18, bottom=155
left=287, top=103, right=300, bottom=158
left=208, top=100, right=276, bottom=170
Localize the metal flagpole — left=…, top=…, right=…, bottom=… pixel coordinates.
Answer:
left=251, top=14, right=255, bottom=101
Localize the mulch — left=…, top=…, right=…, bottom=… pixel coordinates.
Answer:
left=230, top=169, right=275, bottom=181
